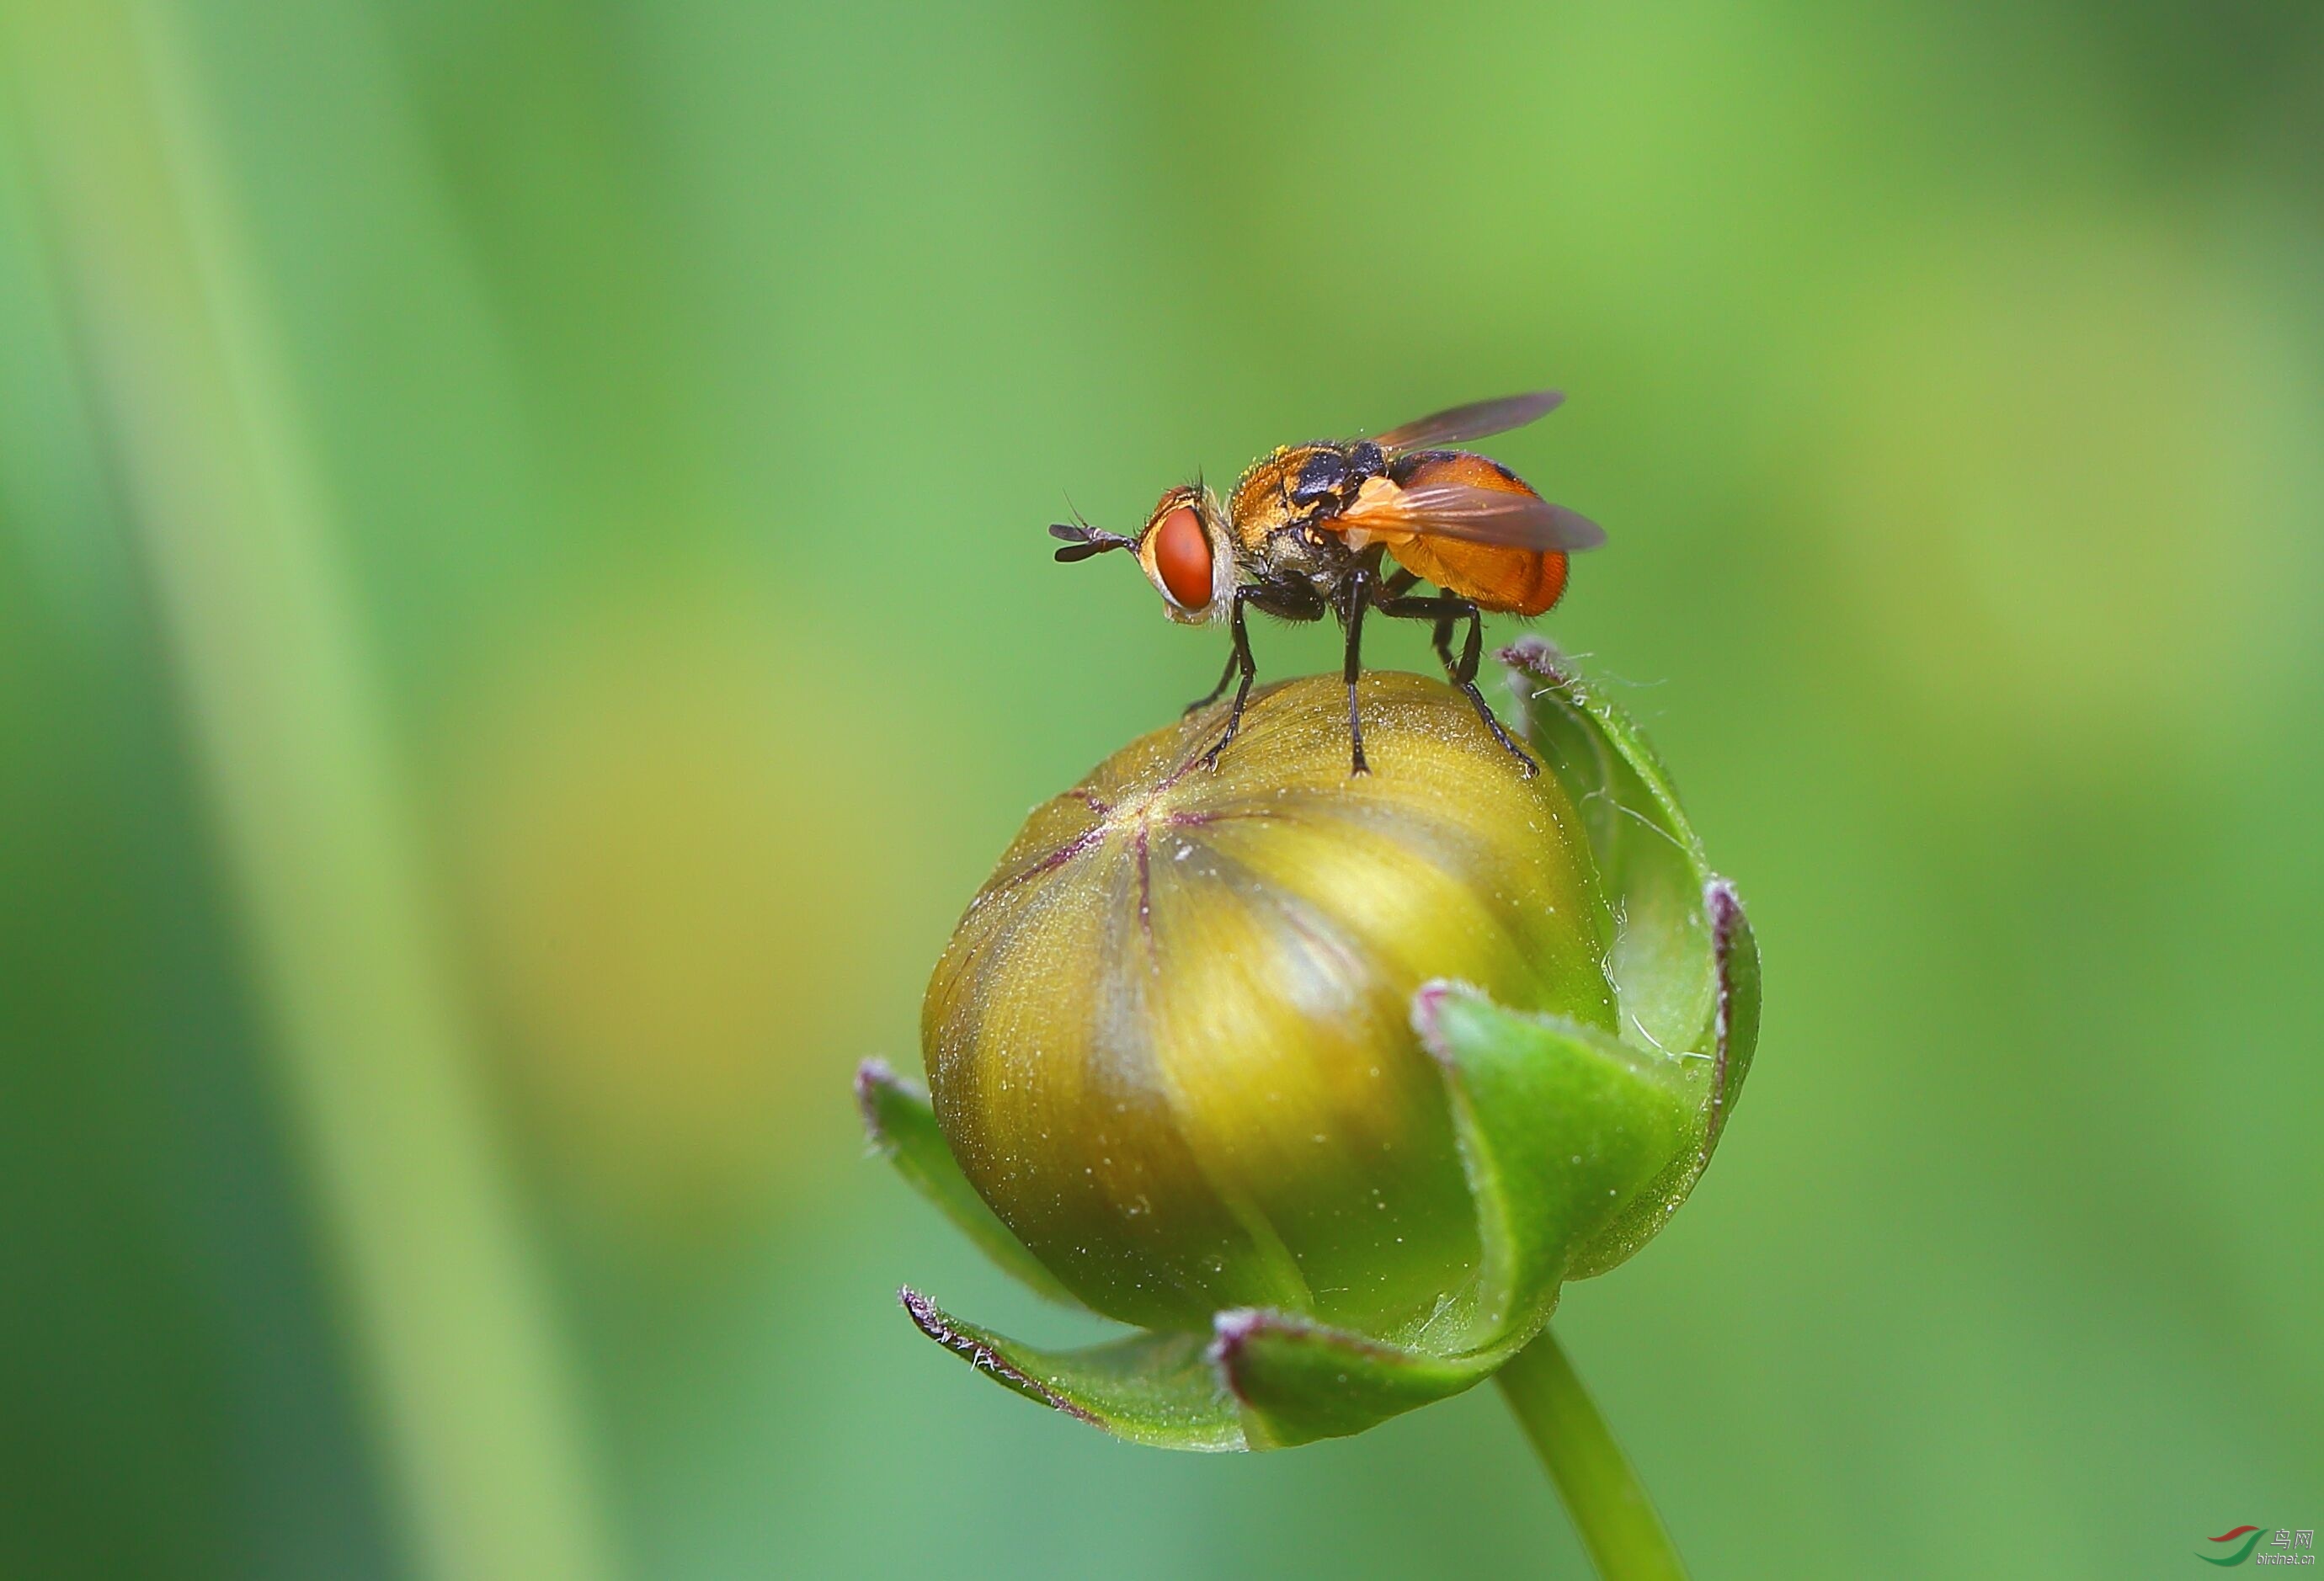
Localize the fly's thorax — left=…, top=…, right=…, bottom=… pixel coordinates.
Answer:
left=1225, top=448, right=1302, bottom=549
left=1225, top=442, right=1378, bottom=599
left=1227, top=442, right=1373, bottom=545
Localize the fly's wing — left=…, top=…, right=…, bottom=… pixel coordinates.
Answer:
left=1371, top=391, right=1564, bottom=455
left=1335, top=474, right=1605, bottom=553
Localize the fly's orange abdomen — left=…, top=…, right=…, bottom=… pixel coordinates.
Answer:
left=1382, top=452, right=1569, bottom=616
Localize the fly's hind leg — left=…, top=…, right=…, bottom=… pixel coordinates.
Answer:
left=1376, top=590, right=1538, bottom=776
left=1387, top=572, right=1460, bottom=670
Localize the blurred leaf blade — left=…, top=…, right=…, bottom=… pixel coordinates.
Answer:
left=0, top=4, right=617, bottom=1578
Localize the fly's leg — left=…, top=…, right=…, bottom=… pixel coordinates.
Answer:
left=1376, top=591, right=1538, bottom=775
left=1199, top=591, right=1259, bottom=770
left=1389, top=567, right=1458, bottom=672
left=1183, top=643, right=1239, bottom=716
left=1341, top=567, right=1373, bottom=775
left=1447, top=596, right=1535, bottom=774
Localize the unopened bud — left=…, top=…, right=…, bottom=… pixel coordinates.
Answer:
left=874, top=651, right=1756, bottom=1450
left=925, top=673, right=1615, bottom=1334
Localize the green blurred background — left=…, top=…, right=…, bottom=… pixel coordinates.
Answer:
left=3, top=0, right=2318, bottom=1576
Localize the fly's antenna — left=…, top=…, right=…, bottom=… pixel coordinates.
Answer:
left=1049, top=519, right=1135, bottom=562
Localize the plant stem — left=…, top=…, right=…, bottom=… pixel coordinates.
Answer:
left=1497, top=1327, right=1689, bottom=1581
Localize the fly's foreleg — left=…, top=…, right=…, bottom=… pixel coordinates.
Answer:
left=1199, top=591, right=1259, bottom=770
left=1184, top=643, right=1239, bottom=716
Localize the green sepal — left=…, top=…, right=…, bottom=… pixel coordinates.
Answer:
left=1501, top=639, right=1763, bottom=1275
left=1503, top=636, right=1719, bottom=1065
left=1567, top=876, right=1761, bottom=1277
left=856, top=1059, right=1083, bottom=1308
left=899, top=1287, right=1245, bottom=1451
left=1208, top=1308, right=1510, bottom=1450
left=1411, top=982, right=1692, bottom=1348
left=1705, top=877, right=1760, bottom=1152
left=1202, top=985, right=1698, bottom=1451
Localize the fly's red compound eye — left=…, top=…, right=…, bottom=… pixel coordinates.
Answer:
left=1154, top=505, right=1213, bottom=610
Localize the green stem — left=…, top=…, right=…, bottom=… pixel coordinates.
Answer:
left=1497, top=1327, right=1689, bottom=1581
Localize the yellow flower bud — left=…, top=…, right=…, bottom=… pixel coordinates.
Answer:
left=923, top=672, right=1616, bottom=1337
